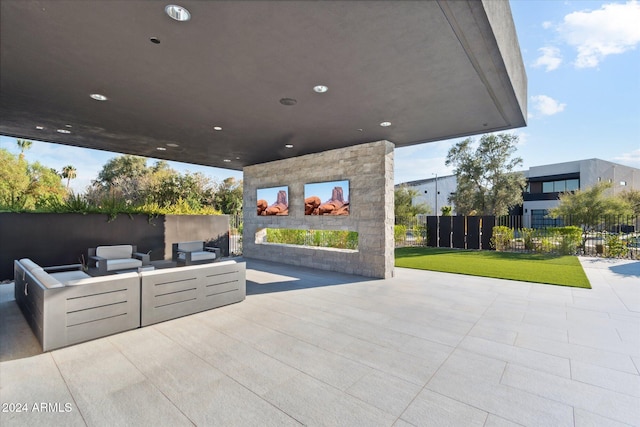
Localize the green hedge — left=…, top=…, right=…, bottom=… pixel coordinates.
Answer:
left=491, top=225, right=583, bottom=255
left=266, top=228, right=358, bottom=250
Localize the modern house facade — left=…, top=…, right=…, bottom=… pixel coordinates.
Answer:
left=522, top=158, right=639, bottom=228
left=400, top=158, right=640, bottom=228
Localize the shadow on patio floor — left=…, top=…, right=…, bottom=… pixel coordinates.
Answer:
left=0, top=283, right=42, bottom=362
left=244, top=258, right=372, bottom=295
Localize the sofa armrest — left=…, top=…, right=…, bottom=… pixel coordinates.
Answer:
left=132, top=252, right=150, bottom=265
left=89, top=255, right=109, bottom=274
left=204, top=247, right=222, bottom=260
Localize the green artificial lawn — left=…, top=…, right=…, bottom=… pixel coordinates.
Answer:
left=395, top=247, right=591, bottom=288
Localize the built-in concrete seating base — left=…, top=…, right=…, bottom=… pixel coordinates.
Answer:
left=14, top=258, right=245, bottom=351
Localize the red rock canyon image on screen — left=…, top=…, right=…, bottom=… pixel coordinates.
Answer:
left=257, top=186, right=289, bottom=216
left=304, top=180, right=349, bottom=216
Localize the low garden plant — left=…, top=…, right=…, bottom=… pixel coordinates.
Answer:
left=266, top=228, right=358, bottom=250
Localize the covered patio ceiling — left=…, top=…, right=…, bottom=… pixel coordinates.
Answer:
left=0, top=0, right=526, bottom=170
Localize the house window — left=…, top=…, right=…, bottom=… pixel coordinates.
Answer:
left=531, top=209, right=564, bottom=229
left=566, top=179, right=579, bottom=191
left=542, top=178, right=580, bottom=193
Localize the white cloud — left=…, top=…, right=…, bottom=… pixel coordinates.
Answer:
left=542, top=21, right=553, bottom=29
left=530, top=95, right=566, bottom=116
left=613, top=149, right=640, bottom=167
left=532, top=46, right=563, bottom=71
left=559, top=0, right=640, bottom=68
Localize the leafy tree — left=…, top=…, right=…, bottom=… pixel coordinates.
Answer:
left=0, top=148, right=30, bottom=209
left=395, top=185, right=430, bottom=223
left=16, top=139, right=33, bottom=160
left=549, top=182, right=633, bottom=226
left=445, top=133, right=526, bottom=216
left=619, top=189, right=640, bottom=216
left=548, top=182, right=633, bottom=249
left=88, top=155, right=217, bottom=211
left=26, top=162, right=67, bottom=208
left=94, top=155, right=148, bottom=189
left=213, top=177, right=243, bottom=215
left=0, top=149, right=66, bottom=210
left=440, top=205, right=453, bottom=216
left=152, top=172, right=214, bottom=209
left=61, top=165, right=77, bottom=189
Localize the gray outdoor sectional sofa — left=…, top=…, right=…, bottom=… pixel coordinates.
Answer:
left=14, top=258, right=246, bottom=352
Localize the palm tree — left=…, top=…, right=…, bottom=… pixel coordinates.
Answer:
left=16, top=139, right=33, bottom=160
left=61, top=165, right=77, bottom=190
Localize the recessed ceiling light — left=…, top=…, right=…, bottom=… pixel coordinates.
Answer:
left=223, top=159, right=231, bottom=163
left=356, top=128, right=363, bottom=132
left=165, top=5, right=191, bottom=21
left=57, top=129, right=71, bottom=134
left=280, top=98, right=297, bottom=106
left=65, top=124, right=73, bottom=128
left=166, top=143, right=179, bottom=147
left=90, top=93, right=108, bottom=101
left=235, top=157, right=240, bottom=160
left=35, top=126, right=44, bottom=130
left=380, top=121, right=391, bottom=127
left=150, top=37, right=161, bottom=44
left=313, top=85, right=328, bottom=93
left=156, top=147, right=167, bottom=151
left=285, top=144, right=294, bottom=149
left=213, top=126, right=223, bottom=131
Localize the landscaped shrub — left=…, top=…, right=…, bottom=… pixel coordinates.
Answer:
left=520, top=228, right=538, bottom=251
left=318, top=230, right=358, bottom=250
left=604, top=234, right=629, bottom=258
left=394, top=225, right=407, bottom=244
left=8, top=191, right=222, bottom=217
left=551, top=226, right=582, bottom=255
left=490, top=226, right=513, bottom=251
left=267, top=228, right=306, bottom=245
left=539, top=237, right=556, bottom=253
left=266, top=228, right=358, bottom=250
left=415, top=224, right=428, bottom=244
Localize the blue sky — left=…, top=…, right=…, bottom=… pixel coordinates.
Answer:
left=394, top=0, right=640, bottom=183
left=257, top=186, right=289, bottom=206
left=304, top=181, right=350, bottom=204
left=1, top=1, right=638, bottom=192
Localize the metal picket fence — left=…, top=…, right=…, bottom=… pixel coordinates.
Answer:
left=229, top=214, right=243, bottom=255
left=395, top=215, right=639, bottom=259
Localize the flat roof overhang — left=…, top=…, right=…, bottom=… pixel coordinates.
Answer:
left=0, top=0, right=527, bottom=169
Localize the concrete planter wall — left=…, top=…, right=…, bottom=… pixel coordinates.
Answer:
left=0, top=213, right=229, bottom=280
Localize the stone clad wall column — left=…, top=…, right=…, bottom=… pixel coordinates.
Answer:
left=242, top=140, right=394, bottom=279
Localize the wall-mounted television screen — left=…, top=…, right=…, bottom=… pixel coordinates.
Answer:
left=257, top=186, right=289, bottom=216
left=304, top=180, right=349, bottom=216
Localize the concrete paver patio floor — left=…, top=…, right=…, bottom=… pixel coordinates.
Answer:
left=1, top=257, right=639, bottom=426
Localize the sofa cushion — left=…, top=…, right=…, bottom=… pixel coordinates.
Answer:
left=103, top=258, right=142, bottom=271
left=50, top=270, right=91, bottom=283
left=31, top=269, right=64, bottom=289
left=177, top=241, right=205, bottom=252
left=19, top=258, right=41, bottom=271
left=178, top=251, right=216, bottom=262
left=96, top=245, right=133, bottom=260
